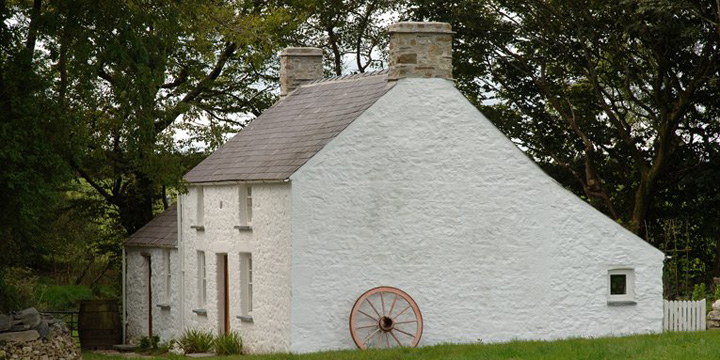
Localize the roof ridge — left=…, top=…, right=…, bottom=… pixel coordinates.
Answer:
left=305, top=69, right=388, bottom=85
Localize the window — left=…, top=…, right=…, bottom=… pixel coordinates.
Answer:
left=245, top=186, right=253, bottom=225
left=163, top=249, right=171, bottom=303
left=197, top=251, right=206, bottom=307
left=607, top=268, right=635, bottom=304
left=235, top=186, right=253, bottom=231
left=196, top=187, right=205, bottom=225
left=240, top=253, right=253, bottom=317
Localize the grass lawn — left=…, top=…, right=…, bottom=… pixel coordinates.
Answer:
left=83, top=331, right=720, bottom=360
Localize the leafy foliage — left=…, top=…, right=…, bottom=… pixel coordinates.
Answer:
left=412, top=0, right=720, bottom=293
left=178, top=329, right=215, bottom=354
left=292, top=0, right=407, bottom=75
left=214, top=331, right=243, bottom=355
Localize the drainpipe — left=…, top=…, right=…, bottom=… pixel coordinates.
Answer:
left=122, top=246, right=127, bottom=344
left=177, top=192, right=185, bottom=334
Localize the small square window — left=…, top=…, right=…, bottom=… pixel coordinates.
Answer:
left=607, top=268, right=635, bottom=305
left=610, top=274, right=626, bottom=295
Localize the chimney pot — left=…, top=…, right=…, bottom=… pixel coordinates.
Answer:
left=388, top=22, right=453, bottom=81
left=280, top=47, right=323, bottom=96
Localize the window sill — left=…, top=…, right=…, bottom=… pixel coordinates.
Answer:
left=156, top=303, right=171, bottom=310
left=190, top=225, right=205, bottom=231
left=236, top=315, right=254, bottom=323
left=607, top=299, right=637, bottom=306
left=192, top=308, right=207, bottom=315
left=233, top=225, right=252, bottom=231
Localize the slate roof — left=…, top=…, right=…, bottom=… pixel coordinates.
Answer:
left=184, top=70, right=394, bottom=183
left=125, top=204, right=177, bottom=248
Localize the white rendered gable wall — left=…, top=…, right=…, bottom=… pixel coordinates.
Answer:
left=289, top=78, right=664, bottom=353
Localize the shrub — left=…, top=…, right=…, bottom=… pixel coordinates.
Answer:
left=178, top=329, right=214, bottom=354
left=36, top=285, right=93, bottom=310
left=693, top=283, right=706, bottom=301
left=139, top=334, right=160, bottom=350
left=215, top=331, right=242, bottom=355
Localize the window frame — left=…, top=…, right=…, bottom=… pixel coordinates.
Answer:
left=197, top=251, right=207, bottom=307
left=607, top=268, right=635, bottom=305
left=240, top=252, right=253, bottom=318
left=245, top=186, right=253, bottom=226
left=196, top=187, right=205, bottom=225
left=163, top=249, right=171, bottom=304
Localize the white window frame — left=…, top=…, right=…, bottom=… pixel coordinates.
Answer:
left=196, top=187, right=205, bottom=225
left=163, top=249, right=171, bottom=303
left=607, top=268, right=635, bottom=304
left=240, top=252, right=253, bottom=317
left=197, top=251, right=207, bottom=307
left=245, top=186, right=253, bottom=226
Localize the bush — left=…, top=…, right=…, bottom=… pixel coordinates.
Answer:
left=178, top=329, right=214, bottom=354
left=36, top=285, right=93, bottom=310
left=215, top=331, right=242, bottom=355
left=693, top=283, right=706, bottom=301
left=0, top=267, right=38, bottom=312
left=139, top=334, right=160, bottom=350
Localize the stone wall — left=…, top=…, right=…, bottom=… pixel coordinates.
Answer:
left=0, top=308, right=80, bottom=360
left=279, top=47, right=323, bottom=96
left=387, top=22, right=453, bottom=80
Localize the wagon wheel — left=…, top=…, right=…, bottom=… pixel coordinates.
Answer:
left=349, top=286, right=423, bottom=349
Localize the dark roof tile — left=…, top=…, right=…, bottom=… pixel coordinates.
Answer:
left=125, top=205, right=177, bottom=248
left=184, top=71, right=394, bottom=183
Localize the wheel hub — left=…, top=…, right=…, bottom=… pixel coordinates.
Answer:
left=379, top=316, right=394, bottom=332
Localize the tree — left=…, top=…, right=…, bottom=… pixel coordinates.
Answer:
left=0, top=0, right=75, bottom=269
left=293, top=0, right=407, bottom=75
left=412, top=0, right=720, bottom=239
left=40, top=0, right=298, bottom=235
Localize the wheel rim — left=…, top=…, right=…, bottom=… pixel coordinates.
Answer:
left=349, top=286, right=423, bottom=349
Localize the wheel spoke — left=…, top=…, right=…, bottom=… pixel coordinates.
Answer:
left=389, top=330, right=403, bottom=347
left=394, top=320, right=417, bottom=325
left=388, top=294, right=398, bottom=317
left=394, top=328, right=415, bottom=338
left=385, top=332, right=390, bottom=348
left=394, top=304, right=411, bottom=318
left=362, top=328, right=380, bottom=345
left=380, top=292, right=386, bottom=316
left=366, top=297, right=382, bottom=319
left=358, top=309, right=378, bottom=321
left=356, top=324, right=379, bottom=330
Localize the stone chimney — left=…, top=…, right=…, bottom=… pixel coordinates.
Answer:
left=279, top=47, right=323, bottom=96
left=388, top=22, right=453, bottom=81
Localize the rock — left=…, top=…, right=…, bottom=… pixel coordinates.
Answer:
left=0, top=350, right=5, bottom=358
left=12, top=309, right=40, bottom=329
left=21, top=347, right=31, bottom=354
left=713, top=299, right=720, bottom=311
left=0, top=314, right=11, bottom=331
left=0, top=330, right=40, bottom=343
left=35, top=322, right=49, bottom=339
left=708, top=310, right=720, bottom=320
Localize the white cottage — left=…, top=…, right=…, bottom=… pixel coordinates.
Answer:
left=124, top=22, right=664, bottom=354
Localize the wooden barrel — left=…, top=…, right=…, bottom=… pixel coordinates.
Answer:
left=78, top=299, right=122, bottom=350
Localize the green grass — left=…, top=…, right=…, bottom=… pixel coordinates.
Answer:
left=83, top=331, right=720, bottom=360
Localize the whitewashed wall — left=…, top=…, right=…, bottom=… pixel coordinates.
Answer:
left=180, top=183, right=292, bottom=353
left=289, top=78, right=664, bottom=353
left=126, top=247, right=180, bottom=343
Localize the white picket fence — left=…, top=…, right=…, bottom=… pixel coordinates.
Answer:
left=663, top=299, right=706, bottom=331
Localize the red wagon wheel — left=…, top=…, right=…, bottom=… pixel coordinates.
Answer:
left=349, top=286, right=423, bottom=349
